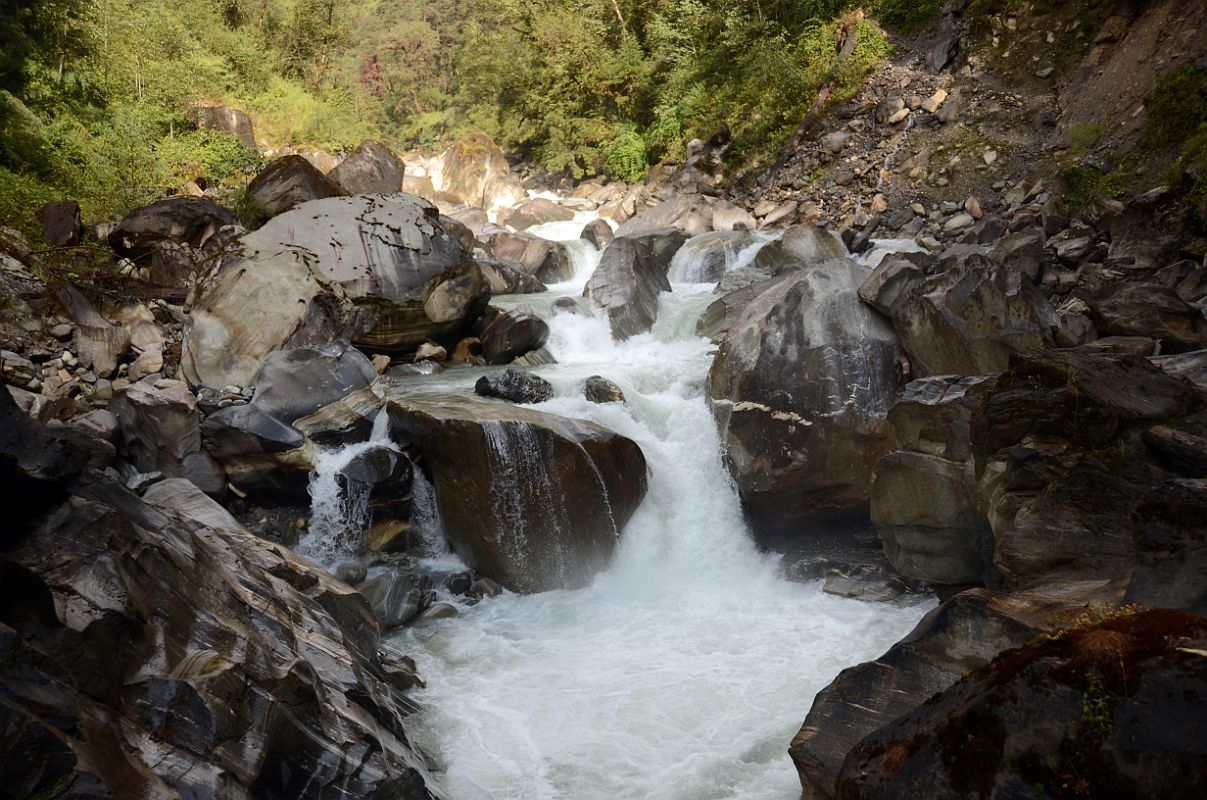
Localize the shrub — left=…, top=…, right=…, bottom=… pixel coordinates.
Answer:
left=604, top=128, right=648, bottom=183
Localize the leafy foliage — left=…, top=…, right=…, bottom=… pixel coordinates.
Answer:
left=1, top=0, right=896, bottom=232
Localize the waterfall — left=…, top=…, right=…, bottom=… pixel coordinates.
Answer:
left=391, top=210, right=932, bottom=800
left=298, top=407, right=396, bottom=567
left=411, top=467, right=451, bottom=559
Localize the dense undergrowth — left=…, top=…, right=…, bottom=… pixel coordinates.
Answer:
left=0, top=0, right=920, bottom=236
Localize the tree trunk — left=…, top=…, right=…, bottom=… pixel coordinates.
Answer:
left=762, top=10, right=864, bottom=190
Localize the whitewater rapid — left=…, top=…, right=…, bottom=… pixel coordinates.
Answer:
left=385, top=216, right=931, bottom=800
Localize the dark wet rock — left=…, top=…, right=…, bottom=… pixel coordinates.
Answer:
left=836, top=610, right=1207, bottom=800
left=201, top=341, right=384, bottom=501
left=1, top=466, right=433, bottom=799
left=1126, top=480, right=1207, bottom=615
left=1088, top=283, right=1207, bottom=354
left=387, top=396, right=647, bottom=592
left=474, top=368, right=554, bottom=404
left=475, top=306, right=550, bottom=365
left=891, top=257, right=1061, bottom=376
left=584, top=375, right=625, bottom=404
left=246, top=155, right=343, bottom=217
left=708, top=259, right=900, bottom=546
left=183, top=194, right=485, bottom=388
left=791, top=589, right=1052, bottom=800
left=327, top=140, right=406, bottom=195
left=973, top=349, right=1204, bottom=590
left=621, top=227, right=688, bottom=270
left=580, top=218, right=615, bottom=249
left=485, top=229, right=574, bottom=283
left=359, top=569, right=431, bottom=630
left=0, top=386, right=88, bottom=530
left=584, top=237, right=672, bottom=339
left=873, top=376, right=995, bottom=586
left=477, top=258, right=547, bottom=294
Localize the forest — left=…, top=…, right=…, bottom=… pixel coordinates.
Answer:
left=0, top=0, right=932, bottom=234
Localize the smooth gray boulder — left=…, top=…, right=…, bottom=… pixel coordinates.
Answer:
left=584, top=237, right=671, bottom=340
left=327, top=140, right=406, bottom=195
left=247, top=155, right=343, bottom=217
left=182, top=194, right=485, bottom=388
left=485, top=230, right=574, bottom=283
left=708, top=258, right=901, bottom=545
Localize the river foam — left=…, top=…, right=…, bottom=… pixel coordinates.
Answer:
left=390, top=229, right=931, bottom=798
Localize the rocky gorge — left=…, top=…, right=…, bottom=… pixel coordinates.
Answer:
left=4, top=1, right=1207, bottom=798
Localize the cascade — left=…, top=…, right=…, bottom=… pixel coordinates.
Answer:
left=385, top=205, right=932, bottom=799
left=298, top=406, right=395, bottom=567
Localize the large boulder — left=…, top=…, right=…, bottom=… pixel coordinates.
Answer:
left=1, top=461, right=432, bottom=798
left=475, top=306, right=550, bottom=365
left=1088, top=283, right=1207, bottom=354
left=500, top=198, right=574, bottom=230
left=891, top=256, right=1062, bottom=376
left=753, top=223, right=847, bottom=273
left=584, top=237, right=672, bottom=340
left=182, top=194, right=486, bottom=389
left=485, top=230, right=574, bottom=283
left=971, top=349, right=1204, bottom=591
left=708, top=259, right=901, bottom=545
left=109, top=377, right=226, bottom=495
left=614, top=195, right=714, bottom=237
left=790, top=589, right=1053, bottom=800
left=190, top=104, right=256, bottom=147
left=872, top=376, right=995, bottom=585
left=37, top=199, right=82, bottom=247
left=387, top=396, right=647, bottom=592
left=108, top=196, right=240, bottom=261
left=433, top=134, right=526, bottom=211
left=327, top=140, right=406, bottom=195
left=836, top=610, right=1207, bottom=800
left=246, top=154, right=343, bottom=217
left=580, top=218, right=615, bottom=250
left=108, top=196, right=243, bottom=298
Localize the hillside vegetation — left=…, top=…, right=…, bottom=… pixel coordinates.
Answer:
left=0, top=0, right=934, bottom=233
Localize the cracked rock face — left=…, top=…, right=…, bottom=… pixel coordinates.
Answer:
left=0, top=387, right=434, bottom=799
left=707, top=257, right=901, bottom=546
left=182, top=194, right=486, bottom=389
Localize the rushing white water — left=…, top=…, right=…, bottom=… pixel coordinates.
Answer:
left=298, top=407, right=394, bottom=567
left=390, top=228, right=932, bottom=800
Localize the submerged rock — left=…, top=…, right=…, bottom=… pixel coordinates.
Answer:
left=387, top=396, right=647, bottom=592
left=474, top=368, right=553, bottom=404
